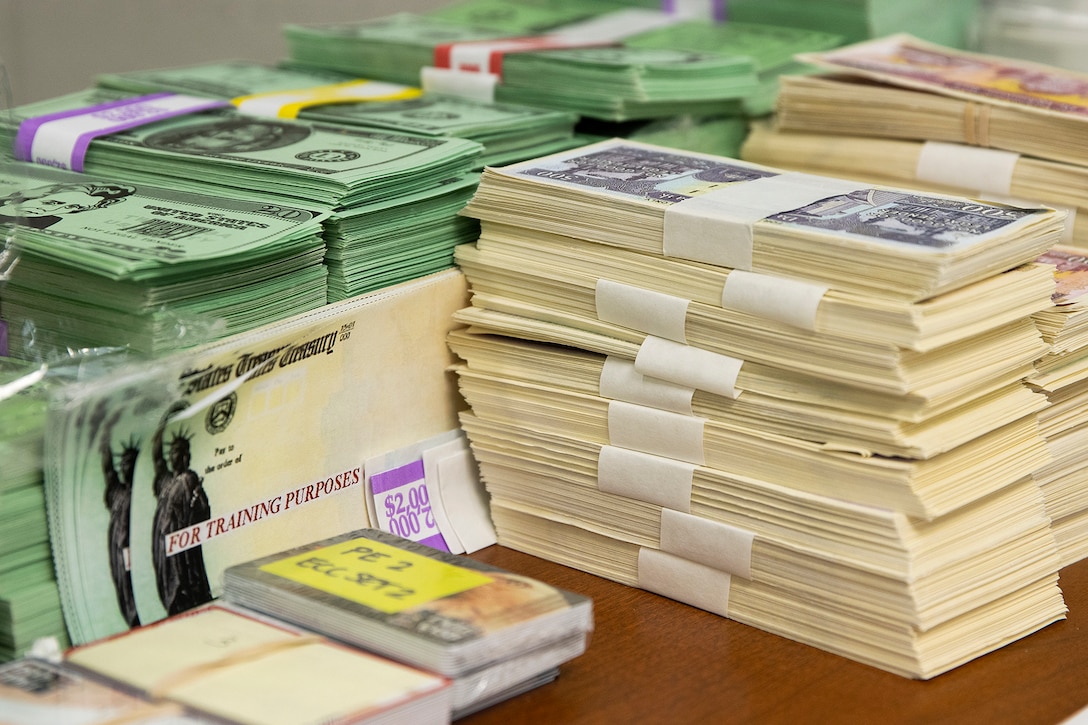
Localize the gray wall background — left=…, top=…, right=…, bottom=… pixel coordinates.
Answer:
left=0, top=0, right=447, bottom=107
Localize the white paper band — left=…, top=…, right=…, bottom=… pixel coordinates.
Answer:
left=720, top=270, right=828, bottom=331
left=597, top=445, right=695, bottom=512
left=916, top=141, right=1019, bottom=196
left=420, top=66, right=498, bottom=104
left=607, top=400, right=706, bottom=465
left=596, top=279, right=689, bottom=343
left=599, top=357, right=694, bottom=414
left=548, top=8, right=685, bottom=43
left=659, top=508, right=754, bottom=579
left=662, top=173, right=865, bottom=269
left=637, top=547, right=731, bottom=617
left=635, top=336, right=742, bottom=400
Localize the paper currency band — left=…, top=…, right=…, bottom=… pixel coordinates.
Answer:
left=599, top=356, right=695, bottom=414
left=426, top=442, right=497, bottom=554
left=421, top=67, right=499, bottom=104
left=147, top=634, right=327, bottom=699
left=14, top=93, right=230, bottom=172
left=720, top=269, right=828, bottom=332
left=607, top=400, right=706, bottom=465
left=635, top=336, right=743, bottom=400
left=659, top=508, right=754, bottom=579
left=597, top=445, right=695, bottom=511
left=962, top=102, right=992, bottom=147
left=637, top=547, right=731, bottom=617
left=662, top=172, right=866, bottom=270
left=916, top=141, right=1018, bottom=196
left=424, top=8, right=689, bottom=95
left=596, top=278, right=690, bottom=343
left=232, top=80, right=421, bottom=119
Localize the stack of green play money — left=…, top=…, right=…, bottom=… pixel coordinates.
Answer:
left=721, top=0, right=980, bottom=47
left=0, top=163, right=330, bottom=359
left=95, top=61, right=582, bottom=168
left=283, top=8, right=840, bottom=123
left=0, top=88, right=483, bottom=304
left=0, top=358, right=67, bottom=662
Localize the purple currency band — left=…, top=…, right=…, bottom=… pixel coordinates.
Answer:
left=369, top=459, right=426, bottom=494
left=660, top=0, right=727, bottom=21
left=13, top=92, right=229, bottom=172
left=418, top=533, right=452, bottom=552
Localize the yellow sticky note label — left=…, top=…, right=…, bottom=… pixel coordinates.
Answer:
left=259, top=537, right=493, bottom=613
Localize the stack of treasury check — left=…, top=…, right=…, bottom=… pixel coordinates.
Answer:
left=282, top=2, right=843, bottom=122
left=37, top=270, right=468, bottom=655
left=744, top=35, right=1088, bottom=247
left=447, top=137, right=1069, bottom=678
left=0, top=87, right=483, bottom=306
left=0, top=359, right=67, bottom=663
left=739, top=35, right=1088, bottom=567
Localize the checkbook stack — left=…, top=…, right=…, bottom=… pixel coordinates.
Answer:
left=0, top=86, right=483, bottom=318
left=448, top=138, right=1068, bottom=678
left=741, top=35, right=1088, bottom=248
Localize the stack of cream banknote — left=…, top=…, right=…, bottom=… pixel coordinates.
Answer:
left=1, top=87, right=483, bottom=306
left=1024, top=247, right=1088, bottom=566
left=739, top=35, right=1088, bottom=565
left=283, top=3, right=843, bottom=122
left=448, top=138, right=1068, bottom=678
left=742, top=35, right=1088, bottom=246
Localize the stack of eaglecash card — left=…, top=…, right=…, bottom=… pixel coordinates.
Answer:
left=223, top=528, right=593, bottom=719
left=0, top=88, right=482, bottom=304
left=282, top=4, right=843, bottom=125
left=0, top=358, right=67, bottom=662
left=742, top=35, right=1088, bottom=248
left=0, top=163, right=330, bottom=360
left=1026, top=247, right=1088, bottom=566
left=447, top=138, right=1069, bottom=679
left=94, top=61, right=583, bottom=169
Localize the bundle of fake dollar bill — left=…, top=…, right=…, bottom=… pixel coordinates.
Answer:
left=0, top=163, right=330, bottom=358
left=283, top=9, right=841, bottom=121
left=95, top=60, right=583, bottom=168
left=1, top=88, right=483, bottom=302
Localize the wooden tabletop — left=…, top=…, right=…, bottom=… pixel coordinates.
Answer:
left=463, top=546, right=1088, bottom=725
